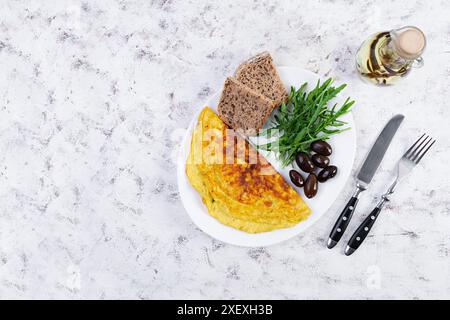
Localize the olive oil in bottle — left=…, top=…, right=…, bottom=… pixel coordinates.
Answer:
left=356, top=26, right=426, bottom=85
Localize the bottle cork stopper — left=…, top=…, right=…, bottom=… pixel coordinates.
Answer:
left=396, top=27, right=426, bottom=59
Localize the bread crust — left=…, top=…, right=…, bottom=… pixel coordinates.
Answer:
left=235, top=52, right=288, bottom=107
left=217, top=77, right=274, bottom=135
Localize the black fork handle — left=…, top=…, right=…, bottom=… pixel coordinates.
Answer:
left=345, top=206, right=382, bottom=255
left=345, top=182, right=394, bottom=255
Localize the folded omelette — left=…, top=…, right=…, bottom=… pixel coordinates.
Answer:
left=186, top=107, right=311, bottom=233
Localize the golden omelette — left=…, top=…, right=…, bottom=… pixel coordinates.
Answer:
left=186, top=107, right=311, bottom=233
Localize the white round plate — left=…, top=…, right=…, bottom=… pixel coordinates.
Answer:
left=177, top=67, right=356, bottom=247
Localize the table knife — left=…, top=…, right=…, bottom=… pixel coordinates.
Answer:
left=344, top=134, right=435, bottom=256
left=326, top=114, right=404, bottom=249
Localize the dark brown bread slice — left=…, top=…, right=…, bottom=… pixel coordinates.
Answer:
left=235, top=52, right=288, bottom=108
left=217, top=77, right=274, bottom=135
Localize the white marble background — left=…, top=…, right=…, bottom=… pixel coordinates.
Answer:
left=0, top=0, right=449, bottom=299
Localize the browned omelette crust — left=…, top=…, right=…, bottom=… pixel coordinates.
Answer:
left=221, top=162, right=292, bottom=204
left=186, top=107, right=311, bottom=233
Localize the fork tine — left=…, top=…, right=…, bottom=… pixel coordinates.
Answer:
left=415, top=139, right=435, bottom=164
left=411, top=136, right=432, bottom=161
left=406, top=134, right=428, bottom=160
left=403, top=133, right=425, bottom=158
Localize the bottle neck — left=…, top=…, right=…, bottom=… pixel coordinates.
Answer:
left=378, top=34, right=412, bottom=69
left=390, top=26, right=426, bottom=60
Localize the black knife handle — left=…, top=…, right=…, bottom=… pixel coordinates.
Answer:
left=327, top=196, right=359, bottom=249
left=345, top=207, right=382, bottom=256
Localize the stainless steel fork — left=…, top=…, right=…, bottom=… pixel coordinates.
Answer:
left=345, top=134, right=436, bottom=256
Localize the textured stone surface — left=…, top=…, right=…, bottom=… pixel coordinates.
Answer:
left=0, top=0, right=449, bottom=299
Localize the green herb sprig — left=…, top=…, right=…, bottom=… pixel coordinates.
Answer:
left=257, top=78, right=355, bottom=167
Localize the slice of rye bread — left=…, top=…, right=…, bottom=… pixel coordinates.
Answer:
left=217, top=77, right=274, bottom=135
left=235, top=52, right=288, bottom=107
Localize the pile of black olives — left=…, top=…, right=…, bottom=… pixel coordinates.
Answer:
left=289, top=140, right=338, bottom=199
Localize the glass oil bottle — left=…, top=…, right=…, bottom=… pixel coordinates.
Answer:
left=356, top=26, right=426, bottom=85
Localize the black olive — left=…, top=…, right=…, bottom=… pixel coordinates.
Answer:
left=310, top=140, right=332, bottom=156
left=311, top=154, right=330, bottom=168
left=295, top=152, right=315, bottom=173
left=317, top=169, right=330, bottom=183
left=304, top=173, right=318, bottom=198
left=289, top=170, right=304, bottom=187
left=327, top=165, right=338, bottom=178
left=318, top=165, right=338, bottom=183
